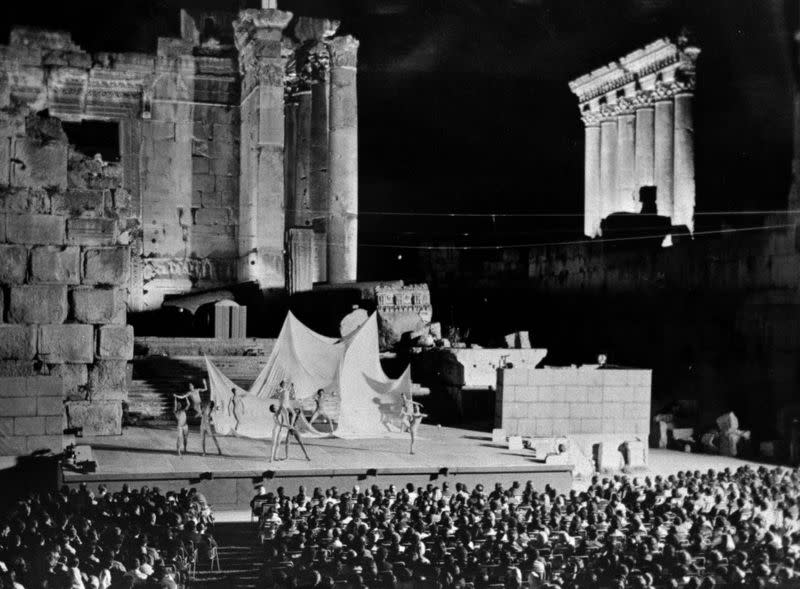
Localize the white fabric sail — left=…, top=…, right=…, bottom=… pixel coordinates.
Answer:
left=205, top=312, right=409, bottom=439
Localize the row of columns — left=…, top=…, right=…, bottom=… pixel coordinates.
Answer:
left=582, top=86, right=695, bottom=238
left=234, top=9, right=359, bottom=290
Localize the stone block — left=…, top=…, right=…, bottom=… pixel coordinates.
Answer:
left=36, top=396, right=63, bottom=416
left=14, top=416, right=45, bottom=436
left=70, top=287, right=126, bottom=324
left=6, top=214, right=65, bottom=245
left=29, top=376, right=62, bottom=397
left=536, top=419, right=554, bottom=436
left=210, top=154, right=237, bottom=177
left=491, top=428, right=506, bottom=444
left=8, top=285, right=68, bottom=324
left=538, top=386, right=558, bottom=402
left=552, top=419, right=570, bottom=435
left=45, top=415, right=65, bottom=435
left=508, top=435, right=524, bottom=451
left=96, top=325, right=133, bottom=360
left=569, top=403, right=593, bottom=419
left=0, top=362, right=38, bottom=376
left=603, top=386, right=627, bottom=403
left=0, top=377, right=27, bottom=397
left=192, top=174, right=215, bottom=194
left=602, top=402, right=624, bottom=420
left=30, top=246, right=80, bottom=284
left=66, top=400, right=122, bottom=435
left=552, top=403, right=569, bottom=418
left=38, top=324, right=94, bottom=363
left=0, top=436, right=28, bottom=456
left=0, top=397, right=36, bottom=416
left=27, top=435, right=62, bottom=453
left=0, top=245, right=28, bottom=284
left=603, top=371, right=628, bottom=386
left=83, top=247, right=129, bottom=285
left=194, top=207, right=229, bottom=226
left=0, top=326, right=37, bottom=360
left=66, top=218, right=117, bottom=246
left=87, top=360, right=128, bottom=394
left=0, top=418, right=12, bottom=436
left=12, top=137, right=67, bottom=189
left=0, top=187, right=51, bottom=213
left=51, top=190, right=106, bottom=217
left=581, top=419, right=602, bottom=434
left=48, top=364, right=88, bottom=398
left=192, top=156, right=210, bottom=175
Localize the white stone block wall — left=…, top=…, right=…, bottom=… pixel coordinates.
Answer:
left=0, top=376, right=64, bottom=455
left=497, top=367, right=651, bottom=438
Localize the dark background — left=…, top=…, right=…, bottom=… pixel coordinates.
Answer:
left=1, top=0, right=797, bottom=280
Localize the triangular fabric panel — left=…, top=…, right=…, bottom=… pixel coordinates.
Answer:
left=204, top=312, right=410, bottom=440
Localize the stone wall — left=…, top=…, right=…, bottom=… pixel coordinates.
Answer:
left=496, top=367, right=652, bottom=438
left=0, top=108, right=132, bottom=442
left=419, top=224, right=800, bottom=438
left=0, top=376, right=63, bottom=455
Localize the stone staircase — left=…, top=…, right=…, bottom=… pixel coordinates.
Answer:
left=191, top=522, right=262, bottom=589
left=127, top=338, right=274, bottom=424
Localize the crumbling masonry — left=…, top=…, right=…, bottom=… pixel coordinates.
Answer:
left=0, top=8, right=361, bottom=447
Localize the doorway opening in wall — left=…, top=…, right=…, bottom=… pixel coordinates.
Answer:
left=62, top=120, right=121, bottom=162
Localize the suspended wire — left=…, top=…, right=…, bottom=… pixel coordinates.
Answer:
left=328, top=222, right=797, bottom=251
left=287, top=208, right=800, bottom=218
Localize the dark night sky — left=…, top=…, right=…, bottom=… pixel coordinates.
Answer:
left=1, top=0, right=797, bottom=279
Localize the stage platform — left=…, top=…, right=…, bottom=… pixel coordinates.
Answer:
left=62, top=425, right=573, bottom=510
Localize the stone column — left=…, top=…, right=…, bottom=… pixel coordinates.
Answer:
left=599, top=118, right=618, bottom=225
left=634, top=101, right=655, bottom=199
left=294, top=88, right=313, bottom=227
left=673, top=91, right=695, bottom=231
left=327, top=36, right=359, bottom=283
left=583, top=119, right=601, bottom=237
left=616, top=109, right=637, bottom=213
left=654, top=95, right=675, bottom=219
left=234, top=8, right=293, bottom=289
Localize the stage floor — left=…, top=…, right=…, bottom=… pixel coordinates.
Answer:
left=63, top=425, right=772, bottom=511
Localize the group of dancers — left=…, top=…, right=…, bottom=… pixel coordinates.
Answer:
left=172, top=378, right=427, bottom=459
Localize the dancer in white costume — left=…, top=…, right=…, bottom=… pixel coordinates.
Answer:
left=400, top=391, right=427, bottom=455
left=308, top=388, right=333, bottom=430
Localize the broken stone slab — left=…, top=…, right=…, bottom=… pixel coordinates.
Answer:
left=30, top=246, right=80, bottom=284
left=96, top=325, right=134, bottom=360
left=37, top=324, right=94, bottom=363
left=82, top=247, right=130, bottom=285
left=8, top=285, right=68, bottom=324
left=0, top=245, right=29, bottom=284
left=70, top=287, right=126, bottom=324
left=508, top=435, right=524, bottom=451
left=11, top=137, right=67, bottom=190
left=0, top=325, right=37, bottom=360
left=0, top=186, right=51, bottom=214
left=491, top=428, right=506, bottom=445
left=66, top=400, right=122, bottom=435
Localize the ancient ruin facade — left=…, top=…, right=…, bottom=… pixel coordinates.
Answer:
left=569, top=37, right=700, bottom=238
left=0, top=7, right=360, bottom=312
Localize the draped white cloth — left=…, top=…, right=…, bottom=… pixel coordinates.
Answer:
left=205, top=312, right=410, bottom=439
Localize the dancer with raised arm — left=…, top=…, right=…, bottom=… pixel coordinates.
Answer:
left=400, top=391, right=427, bottom=455
left=308, top=388, right=333, bottom=430
left=200, top=400, right=223, bottom=456
left=227, top=387, right=245, bottom=433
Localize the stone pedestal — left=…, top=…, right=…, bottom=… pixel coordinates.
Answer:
left=67, top=400, right=123, bottom=436
left=673, top=92, right=695, bottom=231
left=327, top=36, right=359, bottom=283
left=583, top=122, right=601, bottom=237
left=234, top=9, right=293, bottom=290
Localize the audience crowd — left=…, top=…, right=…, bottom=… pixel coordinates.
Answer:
left=0, top=483, right=216, bottom=589
left=255, top=466, right=800, bottom=589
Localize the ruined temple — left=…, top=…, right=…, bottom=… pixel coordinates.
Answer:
left=0, top=7, right=360, bottom=313
left=0, top=6, right=361, bottom=446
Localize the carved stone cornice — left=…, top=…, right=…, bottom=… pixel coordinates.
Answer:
left=570, top=35, right=700, bottom=125
left=233, top=9, right=293, bottom=53
left=328, top=36, right=359, bottom=69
